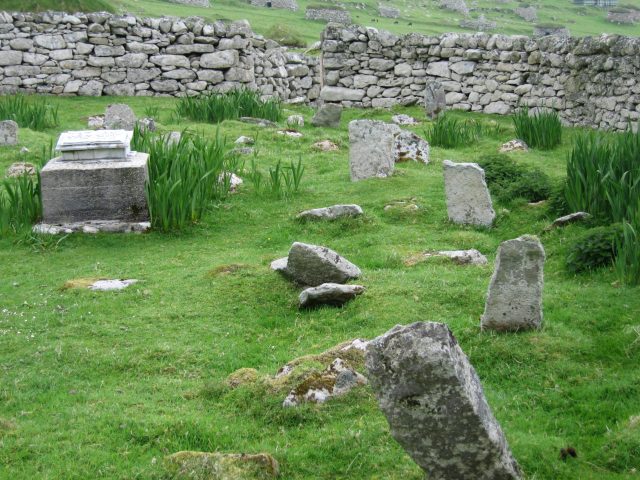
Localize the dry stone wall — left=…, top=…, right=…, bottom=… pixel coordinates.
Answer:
left=320, top=23, right=640, bottom=130
left=0, top=11, right=320, bottom=101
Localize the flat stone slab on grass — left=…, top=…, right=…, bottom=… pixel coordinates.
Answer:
left=89, top=279, right=138, bottom=291
left=272, top=242, right=361, bottom=286
left=349, top=120, right=400, bottom=181
left=299, top=283, right=365, bottom=308
left=33, top=221, right=150, bottom=234
left=296, top=204, right=363, bottom=220
left=443, top=160, right=495, bottom=227
left=428, top=249, right=488, bottom=265
left=481, top=235, right=545, bottom=332
left=366, top=322, right=523, bottom=480
left=165, top=451, right=279, bottom=480
left=546, top=212, right=591, bottom=230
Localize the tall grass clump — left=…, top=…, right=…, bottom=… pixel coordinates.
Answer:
left=175, top=88, right=282, bottom=124
left=512, top=107, right=562, bottom=150
left=0, top=95, right=59, bottom=131
left=132, top=128, right=240, bottom=231
left=0, top=174, right=42, bottom=234
left=246, top=156, right=305, bottom=199
left=424, top=114, right=479, bottom=148
left=565, top=124, right=640, bottom=284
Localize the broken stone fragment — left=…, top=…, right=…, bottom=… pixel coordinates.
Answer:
left=298, top=283, right=365, bottom=308
left=546, top=212, right=591, bottom=230
left=296, top=204, right=363, bottom=221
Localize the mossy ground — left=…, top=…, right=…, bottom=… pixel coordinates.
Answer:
left=0, top=96, right=639, bottom=479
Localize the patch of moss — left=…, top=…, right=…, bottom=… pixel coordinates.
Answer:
left=206, top=264, right=252, bottom=277
left=226, top=368, right=259, bottom=389
left=164, top=451, right=279, bottom=480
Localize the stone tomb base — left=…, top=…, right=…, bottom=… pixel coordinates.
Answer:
left=40, top=152, right=149, bottom=224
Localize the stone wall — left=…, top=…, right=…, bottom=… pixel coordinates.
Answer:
left=0, top=11, right=320, bottom=101
left=250, top=0, right=299, bottom=11
left=169, top=0, right=211, bottom=7
left=320, top=23, right=640, bottom=130
left=305, top=8, right=352, bottom=24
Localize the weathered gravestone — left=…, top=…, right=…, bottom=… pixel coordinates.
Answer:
left=349, top=120, right=400, bottom=181
left=366, top=321, right=523, bottom=480
left=104, top=104, right=136, bottom=131
left=395, top=131, right=429, bottom=164
left=0, top=120, right=18, bottom=146
left=481, top=235, right=545, bottom=332
left=40, top=130, right=149, bottom=226
left=424, top=80, right=447, bottom=119
left=443, top=160, right=495, bottom=227
left=311, top=103, right=342, bottom=127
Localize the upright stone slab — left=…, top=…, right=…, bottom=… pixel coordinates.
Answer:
left=424, top=80, right=446, bottom=118
left=481, top=235, right=545, bottom=332
left=349, top=120, right=400, bottom=181
left=366, top=322, right=522, bottom=480
left=311, top=104, right=342, bottom=127
left=104, top=104, right=136, bottom=131
left=0, top=120, right=18, bottom=146
left=443, top=160, right=495, bottom=227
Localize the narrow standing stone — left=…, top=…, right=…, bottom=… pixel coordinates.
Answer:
left=349, top=120, right=400, bottom=181
left=481, top=235, right=545, bottom=332
left=443, top=160, right=495, bottom=227
left=366, top=321, right=522, bottom=480
left=0, top=120, right=18, bottom=146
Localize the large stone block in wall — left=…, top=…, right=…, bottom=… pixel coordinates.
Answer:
left=320, top=86, right=365, bottom=102
left=349, top=120, right=400, bottom=181
left=443, top=160, right=495, bottom=227
left=365, top=322, right=522, bottom=480
left=481, top=235, right=545, bottom=332
left=200, top=50, right=239, bottom=69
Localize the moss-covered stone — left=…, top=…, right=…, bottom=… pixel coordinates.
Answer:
left=225, top=368, right=259, bottom=389
left=164, top=451, right=279, bottom=480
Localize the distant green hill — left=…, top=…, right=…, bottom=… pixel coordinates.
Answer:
left=2, top=0, right=114, bottom=13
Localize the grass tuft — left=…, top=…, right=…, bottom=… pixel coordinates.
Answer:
left=0, top=95, right=59, bottom=131
left=512, top=107, right=562, bottom=150
left=424, top=114, right=479, bottom=148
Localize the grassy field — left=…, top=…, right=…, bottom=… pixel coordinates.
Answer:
left=0, top=97, right=639, bottom=479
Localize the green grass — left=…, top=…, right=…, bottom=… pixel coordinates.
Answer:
left=0, top=98, right=639, bottom=479
left=1, top=0, right=115, bottom=12
left=0, top=95, right=59, bottom=132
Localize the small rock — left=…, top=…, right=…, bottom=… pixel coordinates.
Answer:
left=164, top=451, right=279, bottom=479
left=6, top=162, right=36, bottom=177
left=89, top=279, right=138, bottom=291
left=312, top=140, right=339, bottom=152
left=104, top=104, right=136, bottom=131
left=546, top=212, right=591, bottom=230
left=311, top=104, right=342, bottom=128
left=276, top=129, right=303, bottom=138
left=391, top=114, right=418, bottom=125
left=219, top=172, right=243, bottom=192
left=239, top=117, right=277, bottom=128
left=137, top=117, right=156, bottom=133
left=296, top=204, right=363, bottom=221
left=165, top=131, right=182, bottom=145
left=235, top=135, right=254, bottom=145
left=499, top=139, right=528, bottom=153
left=286, top=115, right=304, bottom=127
left=87, top=115, right=105, bottom=129
left=299, top=283, right=365, bottom=308
left=425, top=249, right=488, bottom=265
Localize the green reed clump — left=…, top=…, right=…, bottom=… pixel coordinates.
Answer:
left=615, top=217, right=640, bottom=286
left=0, top=174, right=42, bottom=234
left=246, top=156, right=305, bottom=199
left=0, top=95, right=59, bottom=131
left=512, top=107, right=562, bottom=150
left=424, top=114, right=479, bottom=148
left=175, top=88, right=282, bottom=124
left=132, top=127, right=240, bottom=231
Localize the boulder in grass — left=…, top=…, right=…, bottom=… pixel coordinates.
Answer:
left=296, top=204, right=363, bottom=221
left=311, top=139, right=339, bottom=152
left=366, top=322, right=523, bottom=480
left=311, top=104, right=342, bottom=128
left=164, top=451, right=279, bottom=480
left=299, top=283, right=365, bottom=308
left=272, top=242, right=361, bottom=286
left=429, top=249, right=488, bottom=265
left=395, top=130, right=430, bottom=164
left=499, top=139, right=528, bottom=153
left=546, top=212, right=591, bottom=230
left=104, top=104, right=136, bottom=131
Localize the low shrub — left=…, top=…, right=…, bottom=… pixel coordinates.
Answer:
left=512, top=106, right=562, bottom=150
left=424, top=114, right=479, bottom=148
left=566, top=224, right=623, bottom=274
left=132, top=128, right=240, bottom=231
left=0, top=95, right=59, bottom=131
left=477, top=154, right=552, bottom=203
left=265, top=24, right=306, bottom=48
left=175, top=88, right=283, bottom=124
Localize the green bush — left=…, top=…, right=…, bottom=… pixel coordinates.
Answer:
left=424, top=114, right=479, bottom=148
left=566, top=224, right=623, bottom=274
left=0, top=95, right=59, bottom=131
left=477, top=154, right=552, bottom=203
left=132, top=128, right=240, bottom=231
left=265, top=24, right=306, bottom=48
left=175, top=88, right=283, bottom=124
left=512, top=107, right=562, bottom=150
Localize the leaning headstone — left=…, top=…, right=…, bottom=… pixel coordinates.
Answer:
left=481, top=235, right=545, bottom=332
left=395, top=131, right=430, bottom=164
left=299, top=283, right=365, bottom=308
left=296, top=204, right=363, bottom=220
left=311, top=104, right=342, bottom=127
left=366, top=321, right=523, bottom=480
left=443, top=160, right=495, bottom=227
left=349, top=120, right=400, bottom=181
left=271, top=242, right=361, bottom=286
left=424, top=80, right=446, bottom=119
left=0, top=120, right=18, bottom=146
left=103, top=104, right=136, bottom=131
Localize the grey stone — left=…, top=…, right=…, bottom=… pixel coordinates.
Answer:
left=499, top=139, right=528, bottom=153
left=297, top=204, right=363, bottom=220
left=6, top=162, right=36, bottom=177
left=365, top=322, right=522, bottom=480
left=34, top=220, right=150, bottom=235
left=286, top=115, right=304, bottom=127
left=104, top=104, right=136, bottom=131
left=311, top=104, right=342, bottom=128
left=349, top=120, right=400, bottom=181
left=320, top=86, right=365, bottom=102
left=547, top=212, right=591, bottom=229
left=299, top=283, right=365, bottom=308
left=239, top=117, right=277, bottom=128
left=425, top=249, right=488, bottom=265
left=424, top=80, right=447, bottom=118
left=443, top=160, right=495, bottom=227
left=481, top=235, right=545, bottom=332
left=391, top=114, right=418, bottom=125
left=395, top=131, right=430, bottom=164
left=273, top=242, right=361, bottom=286
left=199, top=50, right=238, bottom=69
left=40, top=152, right=149, bottom=224
left=0, top=120, right=18, bottom=146
left=34, top=34, right=66, bottom=50
left=89, top=279, right=138, bottom=291
left=0, top=51, right=23, bottom=66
